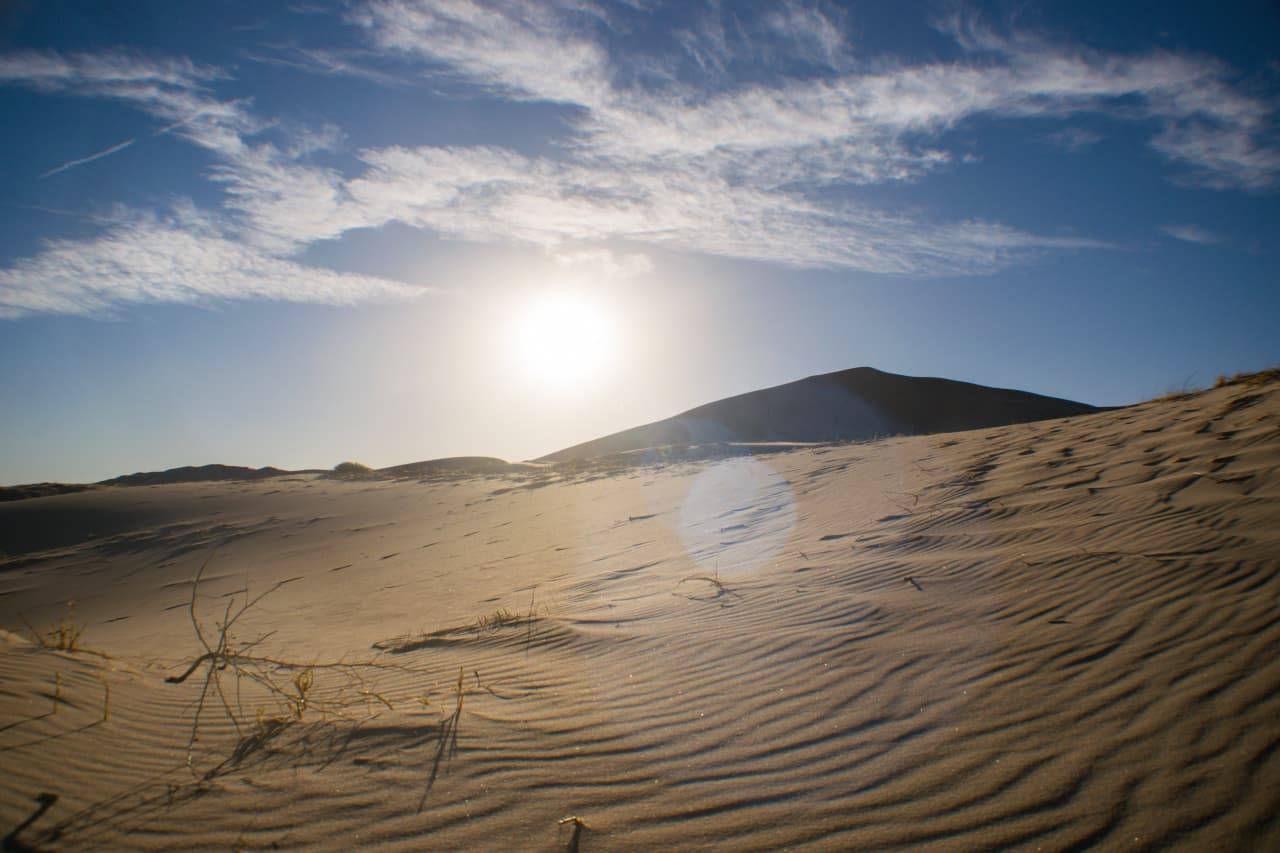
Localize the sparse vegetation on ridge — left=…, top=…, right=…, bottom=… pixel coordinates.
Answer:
left=329, top=460, right=376, bottom=480
left=20, top=601, right=86, bottom=653
left=1215, top=366, right=1280, bottom=388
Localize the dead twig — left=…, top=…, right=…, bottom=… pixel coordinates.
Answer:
left=165, top=551, right=428, bottom=771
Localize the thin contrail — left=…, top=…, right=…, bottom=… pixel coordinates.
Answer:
left=7, top=203, right=121, bottom=225
left=40, top=137, right=136, bottom=179
left=152, top=112, right=203, bottom=136
left=34, top=110, right=203, bottom=181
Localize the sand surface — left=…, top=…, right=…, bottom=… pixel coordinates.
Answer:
left=2, top=377, right=1279, bottom=850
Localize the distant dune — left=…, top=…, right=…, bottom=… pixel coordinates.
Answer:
left=378, top=456, right=534, bottom=479
left=540, top=366, right=1103, bottom=462
left=1, top=368, right=1100, bottom=499
left=98, top=463, right=297, bottom=487
left=0, top=482, right=95, bottom=503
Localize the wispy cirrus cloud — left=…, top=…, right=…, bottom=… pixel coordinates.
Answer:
left=0, top=49, right=222, bottom=91
left=0, top=205, right=423, bottom=319
left=1152, top=122, right=1280, bottom=191
left=319, top=144, right=1098, bottom=275
left=552, top=247, right=654, bottom=281
left=940, top=14, right=1280, bottom=190
left=0, top=49, right=262, bottom=159
left=760, top=0, right=852, bottom=71
left=267, top=1, right=1114, bottom=271
left=1, top=2, right=1277, bottom=320
left=350, top=0, right=611, bottom=106
left=243, top=43, right=417, bottom=87
left=248, top=0, right=1266, bottom=273
left=353, top=1, right=1279, bottom=194
left=0, top=50, right=427, bottom=316
left=1161, top=224, right=1222, bottom=245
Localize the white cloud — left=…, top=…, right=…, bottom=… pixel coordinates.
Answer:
left=0, top=49, right=265, bottom=161
left=0, top=50, right=222, bottom=91
left=172, top=3, right=1124, bottom=275
left=329, top=0, right=1279, bottom=278
left=1152, top=122, right=1280, bottom=191
left=552, top=248, right=654, bottom=280
left=2, top=4, right=1276, bottom=319
left=324, top=144, right=1099, bottom=275
left=0, top=207, right=425, bottom=319
left=0, top=50, right=426, bottom=317
left=761, top=1, right=851, bottom=71
left=350, top=0, right=611, bottom=106
left=939, top=16, right=1280, bottom=190
left=243, top=44, right=417, bottom=87
left=1161, top=224, right=1222, bottom=245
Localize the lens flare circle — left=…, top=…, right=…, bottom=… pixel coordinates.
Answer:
left=678, top=457, right=797, bottom=578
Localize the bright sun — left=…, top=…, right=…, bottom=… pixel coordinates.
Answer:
left=512, top=291, right=615, bottom=389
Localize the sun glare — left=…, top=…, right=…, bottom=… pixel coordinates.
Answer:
left=512, top=291, right=615, bottom=389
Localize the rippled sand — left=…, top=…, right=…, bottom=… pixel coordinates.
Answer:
left=2, top=374, right=1278, bottom=850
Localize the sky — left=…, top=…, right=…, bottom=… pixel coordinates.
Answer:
left=1, top=0, right=1278, bottom=485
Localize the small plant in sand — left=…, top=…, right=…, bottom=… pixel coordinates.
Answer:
left=330, top=460, right=375, bottom=480
left=47, top=670, right=111, bottom=722
left=472, top=607, right=522, bottom=634
left=22, top=601, right=85, bottom=652
left=1215, top=366, right=1280, bottom=388
left=375, top=591, right=547, bottom=654
left=289, top=668, right=314, bottom=720
left=166, top=554, right=427, bottom=770
left=418, top=664, right=468, bottom=809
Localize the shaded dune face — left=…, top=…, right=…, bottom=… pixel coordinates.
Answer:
left=652, top=382, right=898, bottom=446
left=99, top=464, right=292, bottom=487
left=1, top=376, right=1278, bottom=850
left=541, top=366, right=1101, bottom=462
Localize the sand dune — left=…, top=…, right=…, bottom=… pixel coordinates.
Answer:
left=99, top=465, right=299, bottom=488
left=2, top=374, right=1278, bottom=850
left=0, top=484, right=93, bottom=504
left=540, top=366, right=1102, bottom=463
left=378, top=456, right=535, bottom=480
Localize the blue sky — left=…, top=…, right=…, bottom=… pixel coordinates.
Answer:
left=1, top=0, right=1278, bottom=484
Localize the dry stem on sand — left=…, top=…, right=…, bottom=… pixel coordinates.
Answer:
left=164, top=554, right=431, bottom=771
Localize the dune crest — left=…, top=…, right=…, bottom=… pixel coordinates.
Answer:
left=540, top=366, right=1102, bottom=463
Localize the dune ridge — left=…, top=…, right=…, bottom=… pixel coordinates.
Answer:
left=1, top=374, right=1278, bottom=849
left=539, top=366, right=1103, bottom=463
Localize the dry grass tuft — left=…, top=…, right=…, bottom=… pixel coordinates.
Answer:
left=1145, top=366, right=1280, bottom=404
left=329, top=461, right=377, bottom=480
left=472, top=607, right=522, bottom=634
left=165, top=552, right=430, bottom=770
left=418, top=665, right=469, bottom=810
left=1215, top=366, right=1280, bottom=388
left=1150, top=388, right=1199, bottom=403
left=22, top=601, right=85, bottom=652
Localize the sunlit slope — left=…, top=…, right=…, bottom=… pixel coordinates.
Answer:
left=540, top=365, right=1102, bottom=462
